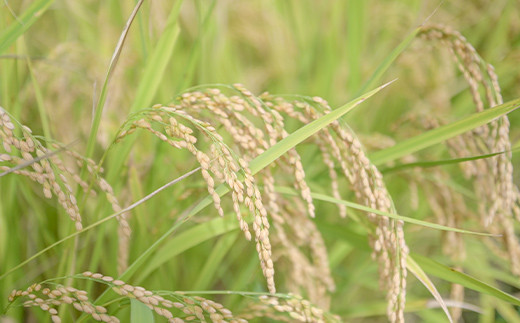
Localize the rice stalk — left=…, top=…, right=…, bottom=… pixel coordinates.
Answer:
left=168, top=86, right=333, bottom=306
left=160, top=85, right=407, bottom=320
left=0, top=107, right=83, bottom=231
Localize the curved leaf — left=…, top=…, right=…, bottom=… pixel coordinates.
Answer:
left=276, top=186, right=496, bottom=236
left=407, top=256, right=453, bottom=323
left=369, top=98, right=520, bottom=165
left=135, top=216, right=239, bottom=283
left=381, top=148, right=520, bottom=174
left=412, top=254, right=520, bottom=307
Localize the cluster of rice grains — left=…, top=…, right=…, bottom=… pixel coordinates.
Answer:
left=8, top=272, right=242, bottom=323
left=8, top=282, right=117, bottom=323
left=115, top=98, right=275, bottom=294
left=418, top=24, right=520, bottom=321
left=0, top=107, right=131, bottom=273
left=240, top=294, right=341, bottom=322
left=112, top=84, right=408, bottom=322
left=0, top=107, right=82, bottom=230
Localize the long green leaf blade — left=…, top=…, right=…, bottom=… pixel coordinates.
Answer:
left=0, top=0, right=54, bottom=54
left=104, top=1, right=182, bottom=182
left=381, top=149, right=520, bottom=173
left=84, top=0, right=144, bottom=161
left=412, top=254, right=520, bottom=307
left=128, top=2, right=182, bottom=113
left=276, top=186, right=496, bottom=236
left=136, top=216, right=239, bottom=283
left=369, top=98, right=520, bottom=165
left=193, top=232, right=239, bottom=290
left=407, top=256, right=453, bottom=323
left=355, top=26, right=420, bottom=97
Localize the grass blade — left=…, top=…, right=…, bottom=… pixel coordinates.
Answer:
left=193, top=232, right=239, bottom=290
left=175, top=0, right=216, bottom=93
left=412, top=254, right=520, bottom=307
left=135, top=216, right=239, bottom=283
left=276, top=186, right=496, bottom=236
left=84, top=0, right=145, bottom=161
left=0, top=0, right=54, bottom=54
left=128, top=1, right=182, bottom=114
left=104, top=1, right=183, bottom=182
left=355, top=26, right=420, bottom=97
left=370, top=98, right=520, bottom=165
left=407, top=256, right=453, bottom=323
left=381, top=148, right=520, bottom=173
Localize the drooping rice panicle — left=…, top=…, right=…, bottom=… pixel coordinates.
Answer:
left=258, top=93, right=408, bottom=322
left=0, top=107, right=83, bottom=231
left=114, top=103, right=277, bottom=292
left=8, top=283, right=118, bottom=323
left=420, top=24, right=520, bottom=276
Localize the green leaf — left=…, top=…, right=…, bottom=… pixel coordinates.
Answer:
left=193, top=232, right=239, bottom=290
left=407, top=256, right=453, bottom=323
left=277, top=186, right=496, bottom=236
left=135, top=216, right=239, bottom=283
left=84, top=0, right=146, bottom=162
left=355, top=26, right=420, bottom=97
left=175, top=0, right=217, bottom=93
left=412, top=254, right=520, bottom=307
left=369, top=98, right=520, bottom=165
left=0, top=0, right=54, bottom=54
left=128, top=2, right=182, bottom=113
left=104, top=1, right=183, bottom=182
left=381, top=149, right=518, bottom=173
left=131, top=298, right=155, bottom=323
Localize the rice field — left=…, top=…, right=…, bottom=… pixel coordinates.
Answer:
left=1, top=1, right=520, bottom=322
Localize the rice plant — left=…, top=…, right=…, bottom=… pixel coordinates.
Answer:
left=1, top=1, right=520, bottom=322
